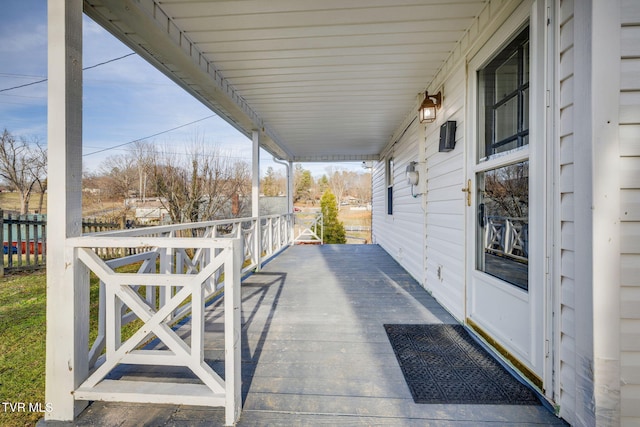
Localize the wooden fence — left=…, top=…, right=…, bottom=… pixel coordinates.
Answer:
left=0, top=211, right=47, bottom=276
left=0, top=211, right=128, bottom=276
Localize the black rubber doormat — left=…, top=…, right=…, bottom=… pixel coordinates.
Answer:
left=384, top=324, right=541, bottom=405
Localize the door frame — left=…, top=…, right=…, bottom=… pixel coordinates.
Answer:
left=462, top=0, right=555, bottom=395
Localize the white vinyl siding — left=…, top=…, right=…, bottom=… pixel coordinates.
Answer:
left=372, top=118, right=424, bottom=283
left=557, top=0, right=577, bottom=424
left=620, top=0, right=640, bottom=424
left=420, top=0, right=523, bottom=322
left=371, top=0, right=637, bottom=424
left=424, top=65, right=466, bottom=320
left=372, top=0, right=525, bottom=321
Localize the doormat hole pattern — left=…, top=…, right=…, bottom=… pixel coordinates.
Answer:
left=384, top=324, right=541, bottom=405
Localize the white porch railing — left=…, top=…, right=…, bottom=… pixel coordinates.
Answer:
left=292, top=212, right=323, bottom=244
left=67, top=213, right=293, bottom=426
left=484, top=216, right=528, bottom=262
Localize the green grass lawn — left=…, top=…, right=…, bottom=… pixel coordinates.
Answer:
left=0, top=261, right=219, bottom=426
left=0, top=267, right=143, bottom=426
left=0, top=271, right=47, bottom=427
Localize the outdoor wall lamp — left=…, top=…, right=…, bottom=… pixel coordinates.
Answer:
left=418, top=91, right=442, bottom=123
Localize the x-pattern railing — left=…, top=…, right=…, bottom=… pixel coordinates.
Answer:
left=66, top=213, right=294, bottom=425
left=484, top=216, right=528, bottom=262
left=59, top=213, right=303, bottom=425
left=292, top=212, right=323, bottom=244
left=71, top=235, right=242, bottom=425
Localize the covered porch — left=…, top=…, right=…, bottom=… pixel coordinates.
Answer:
left=64, top=244, right=563, bottom=426
left=44, top=0, right=583, bottom=424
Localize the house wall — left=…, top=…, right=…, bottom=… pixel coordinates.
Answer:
left=561, top=0, right=633, bottom=424
left=557, top=0, right=579, bottom=424
left=423, top=65, right=466, bottom=321
left=372, top=117, right=424, bottom=284
left=372, top=0, right=523, bottom=320
left=372, top=1, right=636, bottom=424
left=620, top=0, right=640, bottom=424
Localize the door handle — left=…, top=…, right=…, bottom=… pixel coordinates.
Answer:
left=461, top=179, right=471, bottom=207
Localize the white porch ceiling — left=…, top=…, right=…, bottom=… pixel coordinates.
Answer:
left=83, top=0, right=487, bottom=162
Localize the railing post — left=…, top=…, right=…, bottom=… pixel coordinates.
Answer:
left=289, top=213, right=294, bottom=244
left=267, top=217, right=274, bottom=256
left=251, top=129, right=261, bottom=272
left=16, top=214, right=23, bottom=267
left=225, top=238, right=242, bottom=425
left=253, top=217, right=261, bottom=271
left=7, top=213, right=13, bottom=269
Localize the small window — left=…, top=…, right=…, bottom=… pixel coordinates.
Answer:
left=387, top=157, right=394, bottom=215
left=478, top=26, right=529, bottom=162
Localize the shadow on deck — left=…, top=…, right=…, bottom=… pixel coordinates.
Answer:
left=63, top=244, right=565, bottom=426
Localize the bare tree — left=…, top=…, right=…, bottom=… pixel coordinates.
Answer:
left=352, top=172, right=372, bottom=204
left=227, top=157, right=251, bottom=218
left=0, top=129, right=47, bottom=214
left=152, top=159, right=191, bottom=223
left=326, top=166, right=353, bottom=209
left=483, top=162, right=529, bottom=219
left=151, top=142, right=251, bottom=223
left=99, top=153, right=137, bottom=199
left=129, top=140, right=156, bottom=202
left=35, top=177, right=47, bottom=214
left=294, top=164, right=313, bottom=203
left=261, top=166, right=286, bottom=197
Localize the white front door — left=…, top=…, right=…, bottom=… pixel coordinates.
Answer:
left=465, top=1, right=551, bottom=391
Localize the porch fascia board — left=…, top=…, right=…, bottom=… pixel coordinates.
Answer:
left=292, top=154, right=380, bottom=162
left=83, top=0, right=293, bottom=161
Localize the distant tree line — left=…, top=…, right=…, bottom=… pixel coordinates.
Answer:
left=0, top=128, right=371, bottom=222
left=262, top=163, right=371, bottom=208
left=85, top=139, right=252, bottom=223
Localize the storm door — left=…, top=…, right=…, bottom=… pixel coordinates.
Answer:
left=465, top=14, right=548, bottom=389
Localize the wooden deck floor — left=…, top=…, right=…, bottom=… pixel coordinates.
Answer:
left=64, top=244, right=565, bottom=426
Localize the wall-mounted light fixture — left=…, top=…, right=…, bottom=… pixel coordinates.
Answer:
left=418, top=91, right=442, bottom=123
left=406, top=161, right=418, bottom=186
left=406, top=161, right=419, bottom=198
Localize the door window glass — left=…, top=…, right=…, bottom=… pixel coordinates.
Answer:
left=476, top=161, right=529, bottom=290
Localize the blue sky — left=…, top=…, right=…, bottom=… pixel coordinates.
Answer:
left=0, top=0, right=363, bottom=177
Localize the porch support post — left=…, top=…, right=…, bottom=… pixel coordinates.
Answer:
left=252, top=130, right=261, bottom=271
left=45, top=0, right=89, bottom=421
left=574, top=0, right=621, bottom=424
left=224, top=238, right=243, bottom=425
left=288, top=160, right=294, bottom=242
left=590, top=0, right=621, bottom=424
left=288, top=161, right=294, bottom=214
